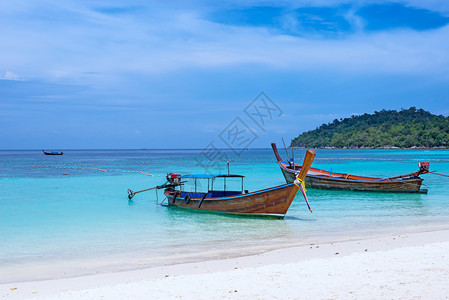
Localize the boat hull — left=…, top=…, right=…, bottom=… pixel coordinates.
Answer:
left=164, top=183, right=299, bottom=219
left=42, top=150, right=63, bottom=155
left=271, top=142, right=426, bottom=193
left=279, top=166, right=426, bottom=193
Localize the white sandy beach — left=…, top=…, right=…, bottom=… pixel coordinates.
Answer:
left=2, top=229, right=449, bottom=299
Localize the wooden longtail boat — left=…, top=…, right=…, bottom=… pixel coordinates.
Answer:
left=165, top=175, right=298, bottom=218
left=271, top=143, right=429, bottom=194
left=128, top=150, right=316, bottom=218
left=164, top=150, right=315, bottom=218
left=42, top=150, right=63, bottom=155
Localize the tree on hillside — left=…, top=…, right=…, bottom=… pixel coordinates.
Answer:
left=291, top=107, right=449, bottom=148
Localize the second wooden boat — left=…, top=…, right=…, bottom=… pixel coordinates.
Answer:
left=271, top=143, right=429, bottom=194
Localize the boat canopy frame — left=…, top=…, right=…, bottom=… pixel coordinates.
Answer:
left=180, top=174, right=245, bottom=195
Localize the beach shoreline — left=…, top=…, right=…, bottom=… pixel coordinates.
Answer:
left=2, top=227, right=449, bottom=299
left=2, top=222, right=448, bottom=284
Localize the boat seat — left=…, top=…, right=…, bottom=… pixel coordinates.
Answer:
left=209, top=190, right=243, bottom=197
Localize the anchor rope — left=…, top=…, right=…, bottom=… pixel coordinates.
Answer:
left=429, top=171, right=449, bottom=178
left=31, top=165, right=157, bottom=176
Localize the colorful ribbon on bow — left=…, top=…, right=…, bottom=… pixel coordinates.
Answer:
left=294, top=177, right=312, bottom=213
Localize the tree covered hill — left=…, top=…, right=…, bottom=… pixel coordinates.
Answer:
left=291, top=107, right=449, bottom=148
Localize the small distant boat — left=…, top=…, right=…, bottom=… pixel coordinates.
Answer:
left=42, top=150, right=63, bottom=155
left=271, top=143, right=429, bottom=194
left=128, top=150, right=316, bottom=218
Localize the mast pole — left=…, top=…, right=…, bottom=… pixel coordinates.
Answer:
left=282, top=138, right=292, bottom=166
left=291, top=139, right=295, bottom=169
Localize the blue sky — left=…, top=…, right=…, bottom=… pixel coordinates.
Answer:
left=1, top=0, right=449, bottom=149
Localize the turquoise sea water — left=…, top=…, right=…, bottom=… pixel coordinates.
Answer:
left=1, top=148, right=449, bottom=283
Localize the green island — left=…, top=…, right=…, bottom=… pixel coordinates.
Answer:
left=291, top=107, right=449, bottom=149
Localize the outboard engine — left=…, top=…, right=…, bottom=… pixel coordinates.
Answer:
left=166, top=173, right=181, bottom=185
left=418, top=162, right=430, bottom=173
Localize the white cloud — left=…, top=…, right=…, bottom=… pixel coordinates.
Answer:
left=0, top=1, right=449, bottom=83
left=1, top=71, right=21, bottom=80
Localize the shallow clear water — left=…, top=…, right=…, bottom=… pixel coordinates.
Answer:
left=1, top=148, right=449, bottom=282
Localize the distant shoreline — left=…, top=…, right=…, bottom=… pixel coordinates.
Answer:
left=291, top=108, right=449, bottom=149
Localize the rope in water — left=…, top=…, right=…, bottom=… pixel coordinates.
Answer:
left=429, top=171, right=449, bottom=178
left=31, top=165, right=157, bottom=176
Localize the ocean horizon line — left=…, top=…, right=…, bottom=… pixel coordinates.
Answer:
left=0, top=147, right=271, bottom=152
left=1, top=147, right=449, bottom=152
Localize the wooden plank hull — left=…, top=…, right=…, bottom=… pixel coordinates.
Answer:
left=279, top=166, right=426, bottom=193
left=164, top=183, right=299, bottom=219
left=271, top=142, right=426, bottom=193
